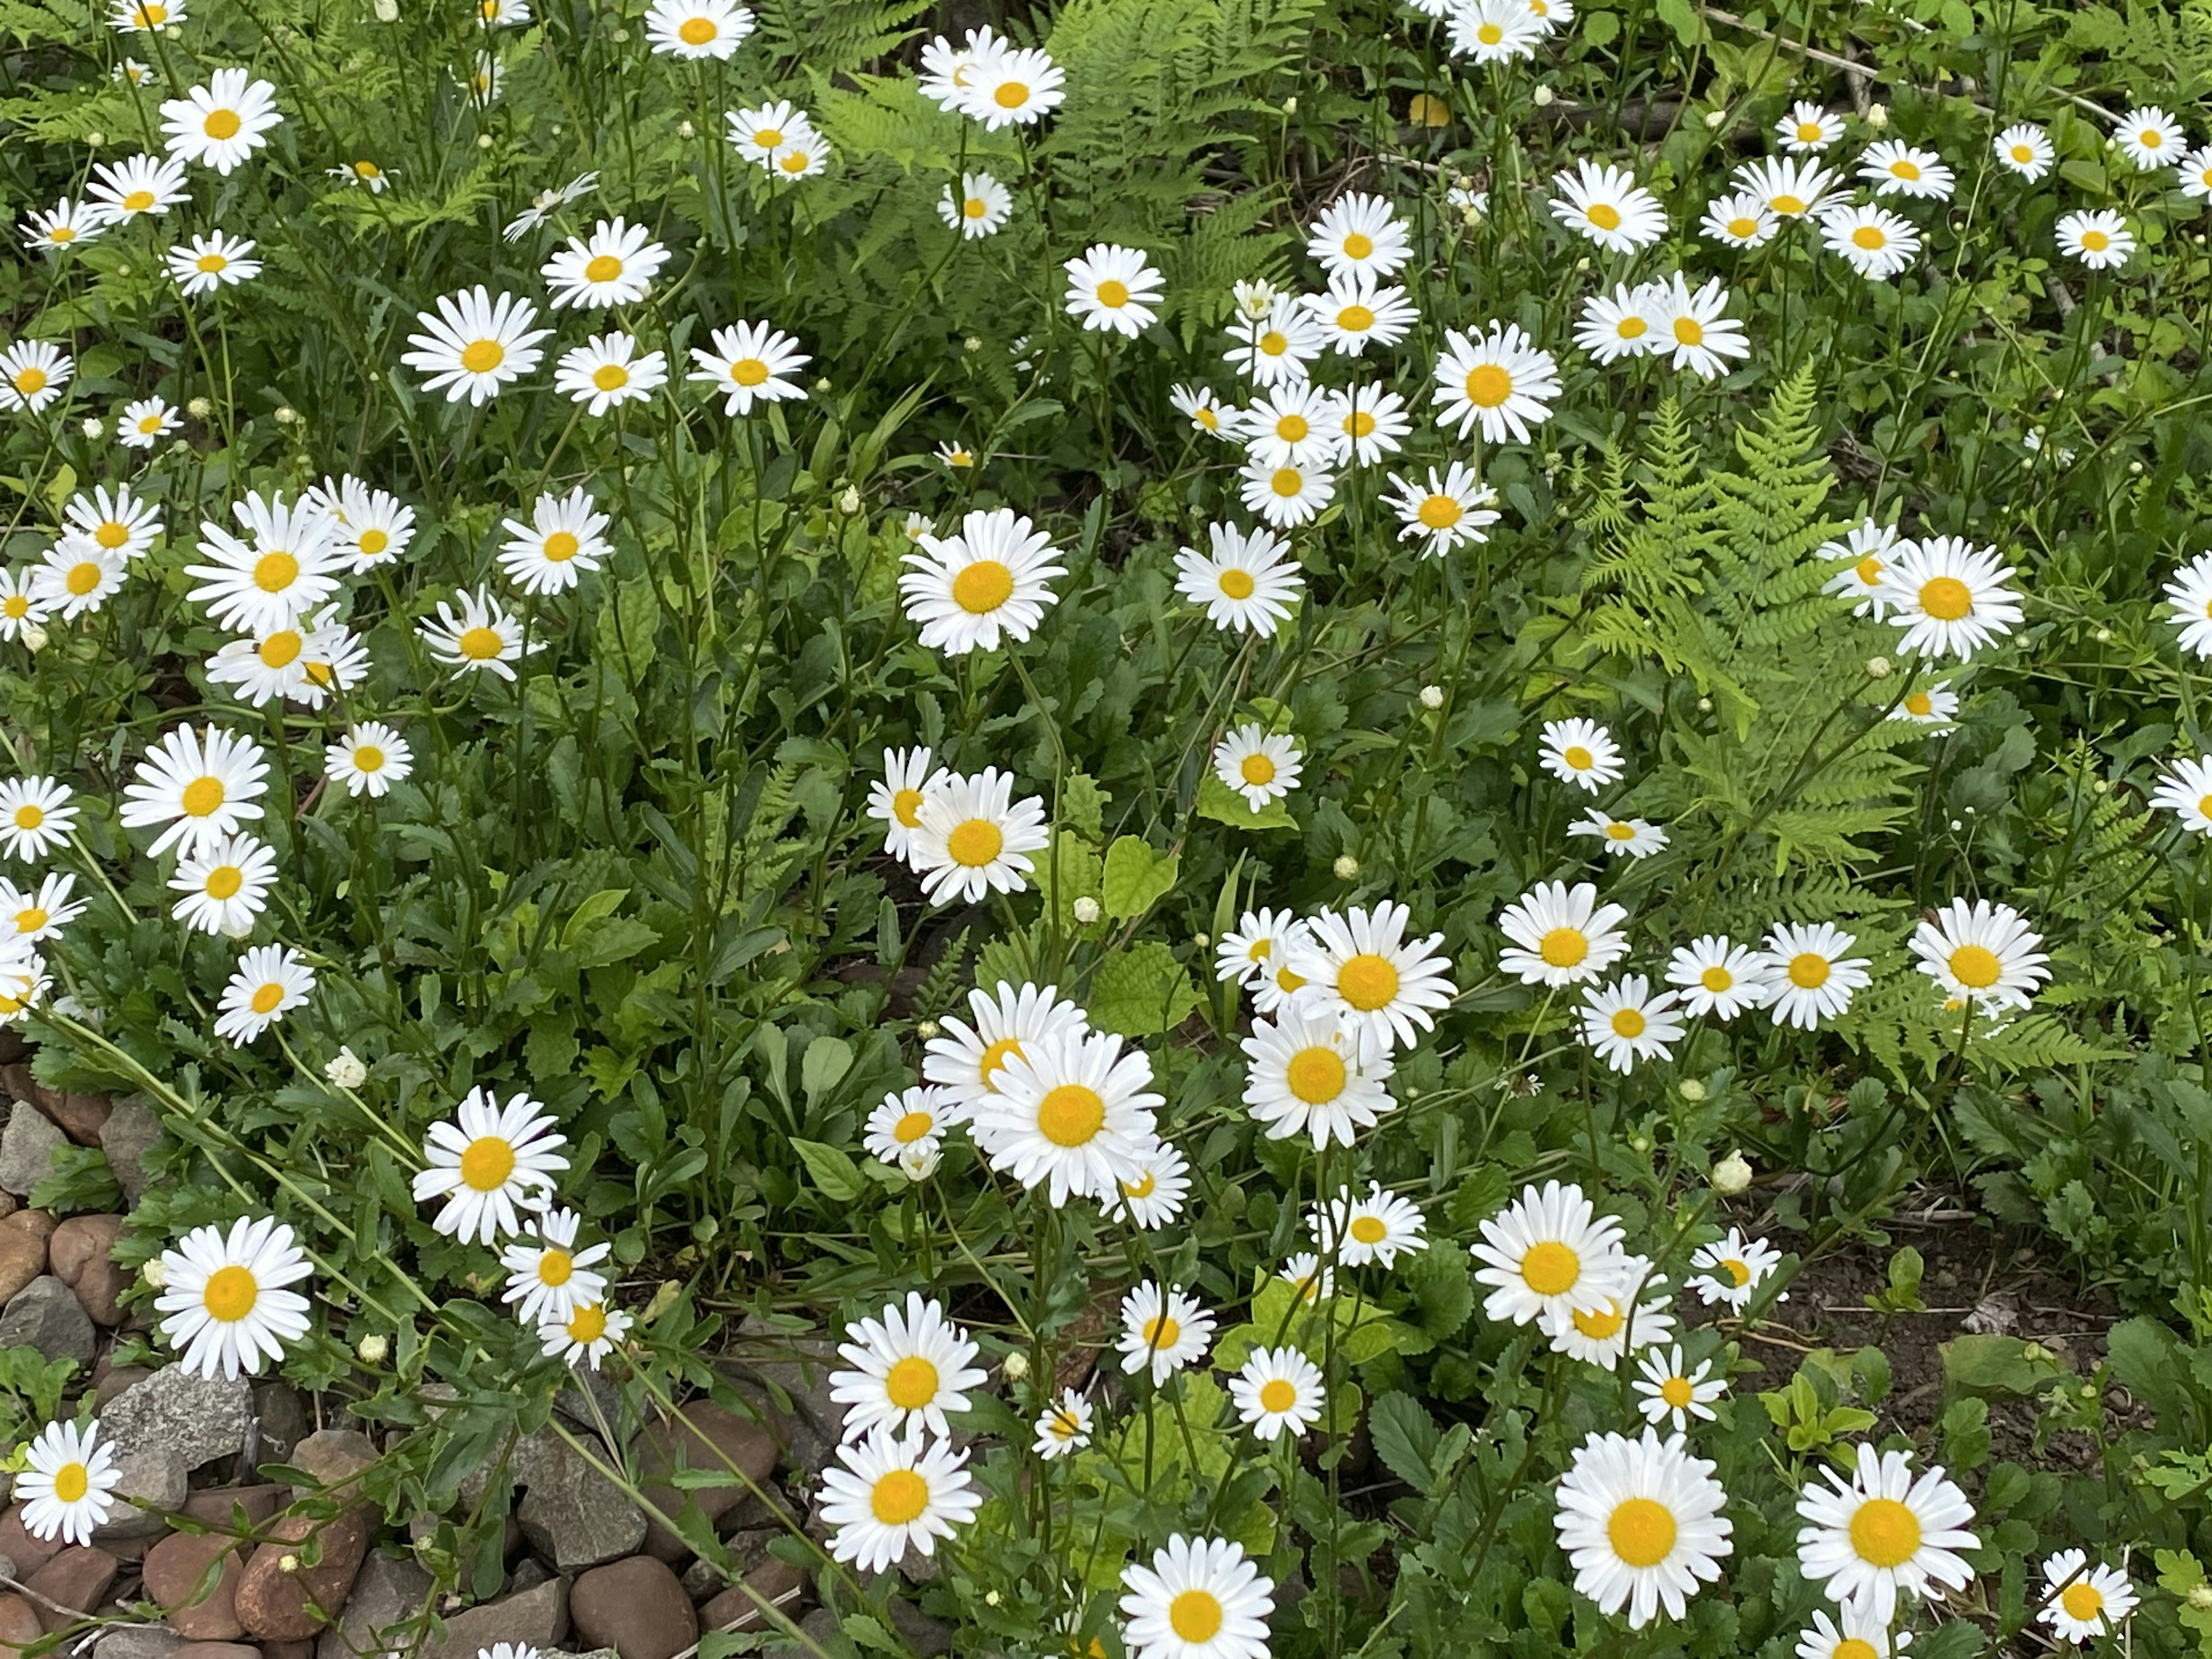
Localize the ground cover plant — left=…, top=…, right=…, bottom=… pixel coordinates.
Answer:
left=6, top=0, right=2212, bottom=1654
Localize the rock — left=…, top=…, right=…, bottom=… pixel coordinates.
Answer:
left=717, top=1319, right=840, bottom=1477
left=173, top=1646, right=260, bottom=1659
left=697, top=1558, right=806, bottom=1635
left=570, top=1558, right=696, bottom=1659
left=91, top=1627, right=184, bottom=1659
left=39, top=1092, right=112, bottom=1148
left=0, top=1108, right=63, bottom=1198
left=181, top=1487, right=285, bottom=1529
left=0, top=1594, right=39, bottom=1656
left=249, top=1382, right=309, bottom=1467
left=0, top=1275, right=96, bottom=1366
left=98, top=1100, right=161, bottom=1205
left=417, top=1575, right=570, bottom=1659
left=232, top=1508, right=374, bottom=1641
left=286, top=1429, right=378, bottom=1498
left=315, top=1550, right=431, bottom=1659
left=506, top=1558, right=554, bottom=1596
left=104, top=1368, right=251, bottom=1471
left=884, top=1594, right=955, bottom=1657
left=24, top=1544, right=120, bottom=1631
left=0, top=1505, right=60, bottom=1577
left=50, top=1214, right=128, bottom=1326
left=94, top=1363, right=151, bottom=1408
left=679, top=1555, right=723, bottom=1600
left=0, top=1211, right=50, bottom=1304
left=634, top=1403, right=778, bottom=1563
left=92, top=1444, right=188, bottom=1541
left=143, top=1530, right=247, bottom=1639
left=265, top=1642, right=314, bottom=1659
left=516, top=1434, right=646, bottom=1572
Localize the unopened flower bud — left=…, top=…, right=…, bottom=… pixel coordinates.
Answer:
left=1281, top=95, right=1297, bottom=115
left=1866, top=104, right=1889, bottom=128
left=836, top=484, right=861, bottom=515
left=141, top=1257, right=168, bottom=1290
left=897, top=1142, right=940, bottom=1181
left=1419, top=684, right=1444, bottom=710
left=1531, top=84, right=1554, bottom=107
left=357, top=1332, right=389, bottom=1363
left=187, top=396, right=211, bottom=418
left=1865, top=656, right=1892, bottom=679
left=279, top=1555, right=300, bottom=1574
left=372, top=0, right=397, bottom=19
left=274, top=406, right=298, bottom=425
left=477, top=132, right=494, bottom=149
left=677, top=119, right=694, bottom=139
left=325, top=1047, right=368, bottom=1089
left=962, top=335, right=982, bottom=353
left=1073, top=896, right=1102, bottom=925
left=1332, top=854, right=1359, bottom=880
left=80, top=418, right=104, bottom=440
left=84, top=131, right=105, bottom=147
left=1677, top=1078, right=1708, bottom=1103
left=1713, top=1149, right=1753, bottom=1195
left=1702, top=108, right=1725, bottom=129
left=2094, top=627, right=2112, bottom=642
left=2191, top=1585, right=2212, bottom=1612
left=915, top=1018, right=940, bottom=1040
left=20, top=625, right=47, bottom=653
left=1002, top=1350, right=1030, bottom=1381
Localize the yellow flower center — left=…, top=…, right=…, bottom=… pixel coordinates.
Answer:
left=1275, top=965, right=1306, bottom=993
left=181, top=777, right=226, bottom=819
left=1095, top=279, right=1130, bottom=308
left=537, top=1248, right=573, bottom=1286
left=1338, top=304, right=1374, bottom=331
left=1521, top=1240, right=1579, bottom=1296
left=1573, top=1300, right=1624, bottom=1339
left=1797, top=122, right=1823, bottom=142
left=1342, top=232, right=1373, bottom=259
left=1904, top=692, right=1933, bottom=716
left=2061, top=1582, right=2104, bottom=1621
left=1673, top=317, right=1703, bottom=346
left=1258, top=1378, right=1297, bottom=1413
left=1142, top=1313, right=1180, bottom=1349
left=459, top=1134, right=517, bottom=1191
left=1539, top=927, right=1587, bottom=968
left=1346, top=410, right=1376, bottom=437
left=952, top=559, right=1014, bottom=614
left=1772, top=192, right=1806, bottom=214
left=1948, top=943, right=2001, bottom=988
left=890, top=787, right=924, bottom=829
left=460, top=339, right=506, bottom=374
left=2, top=597, right=26, bottom=618
left=457, top=626, right=505, bottom=661
left=1586, top=202, right=1622, bottom=232
left=1787, top=952, right=1831, bottom=988
left=204, top=108, right=241, bottom=139
left=730, top=357, right=769, bottom=385
left=50, top=227, right=76, bottom=243
left=1853, top=225, right=1887, bottom=251
left=1615, top=316, right=1647, bottom=339
left=1275, top=415, right=1310, bottom=444
left=259, top=630, right=302, bottom=667
left=94, top=520, right=130, bottom=548
left=569, top=1303, right=608, bottom=1343
left=1608, top=1498, right=1677, bottom=1566
left=753, top=127, right=783, bottom=149
left=1350, top=1214, right=1387, bottom=1244
left=353, top=745, right=387, bottom=773
left=885, top=1355, right=939, bottom=1410
left=893, top=1109, right=934, bottom=1143
left=198, top=253, right=228, bottom=273
left=993, top=81, right=1028, bottom=109
left=2140, top=128, right=2164, bottom=148
left=358, top=529, right=390, bottom=556
left=1418, top=494, right=1461, bottom=529
left=15, top=908, right=44, bottom=932
left=1285, top=1046, right=1346, bottom=1104
left=1919, top=575, right=1973, bottom=619
left=1660, top=1376, right=1694, bottom=1408
left=779, top=150, right=810, bottom=174
left=1169, top=1591, right=1222, bottom=1643
left=584, top=254, right=623, bottom=282
left=2081, top=230, right=2109, bottom=252
left=1835, top=1644, right=1878, bottom=1659
left=1337, top=952, right=1400, bottom=1011
left=2012, top=145, right=2032, bottom=162
left=1476, top=20, right=1501, bottom=40
left=1270, top=468, right=1303, bottom=498
left=11, top=805, right=40, bottom=829
left=542, top=531, right=580, bottom=563
left=355, top=161, right=382, bottom=178
left=977, top=1035, right=1023, bottom=1082
left=1700, top=965, right=1732, bottom=992
left=1258, top=330, right=1288, bottom=357
left=1036, top=1083, right=1105, bottom=1147
left=1123, top=1171, right=1156, bottom=1198
left=52, top=1463, right=89, bottom=1503
left=202, top=1263, right=259, bottom=1321
left=678, top=14, right=716, bottom=42
left=945, top=819, right=1003, bottom=868
left=1604, top=821, right=1635, bottom=841
left=1563, top=744, right=1593, bottom=770
left=1239, top=753, right=1277, bottom=787
left=1728, top=217, right=1758, bottom=238
left=122, top=191, right=156, bottom=212
left=964, top=196, right=987, bottom=219
left=66, top=563, right=101, bottom=596
left=1890, top=158, right=1920, bottom=180
left=204, top=866, right=243, bottom=900
left=1849, top=1497, right=1922, bottom=1568
left=593, top=363, right=630, bottom=391
left=1218, top=568, right=1255, bottom=600
left=1722, top=1257, right=1751, bottom=1285
left=1610, top=1007, right=1646, bottom=1039
left=253, top=551, right=300, bottom=592
left=1464, top=363, right=1512, bottom=407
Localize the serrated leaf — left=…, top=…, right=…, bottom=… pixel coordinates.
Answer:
left=1089, top=942, right=1199, bottom=1036
left=1102, top=835, right=1179, bottom=918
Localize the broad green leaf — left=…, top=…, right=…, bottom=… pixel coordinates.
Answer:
left=1089, top=942, right=1199, bottom=1036
left=789, top=1137, right=866, bottom=1202
left=1102, top=835, right=1180, bottom=918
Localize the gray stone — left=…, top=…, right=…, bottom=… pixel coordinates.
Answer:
left=0, top=1108, right=63, bottom=1198
left=417, top=1575, right=570, bottom=1659
left=515, top=1433, right=646, bottom=1572
left=286, top=1429, right=378, bottom=1498
left=104, top=1366, right=251, bottom=1470
left=91, top=1627, right=185, bottom=1659
left=538, top=1651, right=618, bottom=1659
left=97, top=1099, right=161, bottom=1203
left=884, top=1594, right=955, bottom=1657
left=0, top=1275, right=96, bottom=1365
left=716, top=1318, right=840, bottom=1478
left=313, top=1549, right=432, bottom=1659
left=91, top=1445, right=187, bottom=1541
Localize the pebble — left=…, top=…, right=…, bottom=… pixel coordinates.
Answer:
left=569, top=1556, right=696, bottom=1659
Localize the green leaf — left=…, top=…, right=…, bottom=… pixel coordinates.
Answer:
left=1194, top=773, right=1296, bottom=831
left=1580, top=3, right=1618, bottom=43
left=1652, top=0, right=1703, bottom=43
left=1940, top=1334, right=2069, bottom=1397
left=789, top=1137, right=866, bottom=1202
left=571, top=916, right=661, bottom=968
left=1062, top=772, right=1109, bottom=842
left=1101, top=835, right=1180, bottom=918
left=1088, top=943, right=1199, bottom=1036
left=800, top=1036, right=854, bottom=1105
left=1368, top=1391, right=1438, bottom=1488
left=559, top=887, right=631, bottom=951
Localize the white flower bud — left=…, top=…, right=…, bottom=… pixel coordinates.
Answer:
left=20, top=625, right=47, bottom=653
left=357, top=1332, right=389, bottom=1363
left=1677, top=1078, right=1708, bottom=1103
left=961, top=336, right=982, bottom=353
left=187, top=396, right=211, bottom=418
left=1073, top=896, right=1102, bottom=924
left=372, top=0, right=397, bottom=19
left=1532, top=84, right=1554, bottom=106
left=325, top=1047, right=368, bottom=1089
left=1702, top=108, right=1725, bottom=129
left=477, top=132, right=494, bottom=149
left=274, top=406, right=298, bottom=425
left=915, top=1018, right=940, bottom=1040
left=1866, top=104, right=1889, bottom=128
left=279, top=1555, right=300, bottom=1574
left=1332, top=854, right=1359, bottom=880
left=677, top=119, right=694, bottom=139
left=1713, top=1149, right=1753, bottom=1195
left=1865, top=656, right=1892, bottom=679
left=1001, top=1350, right=1030, bottom=1381
left=897, top=1142, right=940, bottom=1182
left=836, top=485, right=861, bottom=515
left=141, top=1257, right=168, bottom=1290
left=80, top=418, right=105, bottom=440
left=2093, top=627, right=2112, bottom=642
left=84, top=131, right=105, bottom=147
left=1419, top=685, right=1444, bottom=710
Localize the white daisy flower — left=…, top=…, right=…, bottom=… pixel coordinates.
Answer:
left=17, top=1418, right=122, bottom=1545
left=1104, top=1140, right=1190, bottom=1230
left=498, top=1206, right=610, bottom=1328
left=1543, top=1256, right=1675, bottom=1369
left=922, top=980, right=1089, bottom=1108
left=1116, top=1281, right=1214, bottom=1385
left=214, top=944, right=314, bottom=1045
left=1994, top=123, right=2053, bottom=180
left=2183, top=142, right=2212, bottom=199
left=822, top=1425, right=983, bottom=1572
left=498, top=487, right=611, bottom=595
left=1580, top=975, right=1685, bottom=1074
left=1548, top=159, right=1668, bottom=252
left=309, top=474, right=418, bottom=571
left=1576, top=282, right=1665, bottom=363
left=772, top=136, right=832, bottom=181
left=116, top=397, right=180, bottom=447
left=1236, top=382, right=1343, bottom=468
left=165, top=231, right=260, bottom=296
left=411, top=1086, right=570, bottom=1244
left=1169, top=382, right=1233, bottom=440
left=1778, top=101, right=1843, bottom=151
left=65, top=484, right=162, bottom=560
left=908, top=768, right=1051, bottom=907
left=1433, top=321, right=1559, bottom=444
left=160, top=69, right=282, bottom=175
left=1301, top=272, right=1416, bottom=355
left=1213, top=722, right=1302, bottom=813
left=539, top=1300, right=631, bottom=1369
left=898, top=507, right=1065, bottom=656
left=1858, top=140, right=1953, bottom=199
left=2056, top=208, right=2133, bottom=270
left=29, top=543, right=124, bottom=620
left=1289, top=899, right=1457, bottom=1056
left=85, top=153, right=188, bottom=224
left=726, top=100, right=815, bottom=168
left=0, top=341, right=72, bottom=414
left=183, top=491, right=344, bottom=635
left=2153, top=755, right=2212, bottom=835
left=832, top=1291, right=988, bottom=1442
left=327, top=722, right=412, bottom=799
left=1238, top=455, right=1335, bottom=529
left=970, top=1028, right=1161, bottom=1206
left=1448, top=0, right=1546, bottom=59
left=153, top=1215, right=314, bottom=1380
left=400, top=286, right=550, bottom=404
left=1495, top=880, right=1630, bottom=987
left=1876, top=535, right=2022, bottom=660
left=1224, top=294, right=1325, bottom=387
left=2037, top=1550, right=2135, bottom=1643
left=1306, top=191, right=1410, bottom=280
left=1173, top=521, right=1303, bottom=638
left=1760, top=921, right=1870, bottom=1028
left=1215, top=907, right=1305, bottom=987
left=119, top=725, right=268, bottom=858
left=2115, top=105, right=2187, bottom=170
left=642, top=0, right=753, bottom=57
left=1821, top=519, right=1907, bottom=616
left=417, top=586, right=540, bottom=680
left=555, top=332, right=669, bottom=416
left=0, top=777, right=74, bottom=859
left=1796, top=1443, right=1979, bottom=1626
left=1119, top=1535, right=1274, bottom=1659
left=865, top=747, right=947, bottom=863
left=687, top=319, right=808, bottom=417
left=1032, top=1389, right=1093, bottom=1459
left=1908, top=897, right=2048, bottom=1010
left=1732, top=154, right=1836, bottom=218
left=21, top=198, right=109, bottom=253
left=938, top=172, right=1012, bottom=238
left=1687, top=1227, right=1785, bottom=1310
left=916, top=24, right=1005, bottom=110
left=1650, top=274, right=1750, bottom=380
left=0, top=873, right=83, bottom=944
left=1554, top=1429, right=1733, bottom=1627
left=328, top=158, right=392, bottom=191
left=1634, top=1346, right=1726, bottom=1432
left=1230, top=1346, right=1324, bottom=1441
left=1240, top=1005, right=1393, bottom=1149
left=168, top=834, right=276, bottom=937
left=1567, top=810, right=1669, bottom=859
left=1312, top=1181, right=1427, bottom=1269
left=955, top=46, right=1065, bottom=128
left=1700, top=191, right=1779, bottom=248
left=863, top=1085, right=958, bottom=1168
left=1819, top=203, right=1921, bottom=280
left=1279, top=1252, right=1335, bottom=1306
left=1385, top=461, right=1500, bottom=558
left=541, top=216, right=670, bottom=309
left=1539, top=716, right=1624, bottom=791
left=1665, top=935, right=1770, bottom=1020
left=1323, top=383, right=1410, bottom=463
left=1469, top=1179, right=1630, bottom=1325
left=1893, top=681, right=1959, bottom=725
left=2166, top=552, right=2212, bottom=656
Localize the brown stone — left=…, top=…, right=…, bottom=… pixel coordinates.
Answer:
left=0, top=1593, right=39, bottom=1656
left=569, top=1557, right=696, bottom=1659
left=94, top=1364, right=153, bottom=1408
left=24, top=1544, right=119, bottom=1631
left=39, top=1093, right=112, bottom=1147
left=50, top=1214, right=128, bottom=1325
left=181, top=1487, right=286, bottom=1529
left=285, top=1430, right=378, bottom=1500
left=232, top=1509, right=373, bottom=1641
left=263, top=1642, right=313, bottom=1659
left=634, top=1402, right=778, bottom=1562
left=143, top=1531, right=245, bottom=1640
left=0, top=1211, right=48, bottom=1304
left=697, top=1558, right=806, bottom=1635
left=416, top=1577, right=569, bottom=1659
left=0, top=1503, right=62, bottom=1577
left=0, top=1065, right=33, bottom=1107
left=173, top=1646, right=260, bottom=1659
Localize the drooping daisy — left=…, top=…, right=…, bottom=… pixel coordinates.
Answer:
left=1386, top=462, right=1500, bottom=558
left=922, top=980, right=1089, bottom=1109
left=935, top=440, right=975, bottom=470
left=1687, top=1228, right=1785, bottom=1310
left=498, top=1206, right=611, bottom=1329
left=1634, top=1346, right=1726, bottom=1432
left=1908, top=898, right=2048, bottom=1010
left=1760, top=921, right=1870, bottom=1028
left=1448, top=0, right=1546, bottom=60
left=1230, top=1347, right=1324, bottom=1441
left=1554, top=1429, right=1733, bottom=1628
left=1119, top=1535, right=1275, bottom=1659
left=832, top=1292, right=988, bottom=1442
left=1215, top=907, right=1306, bottom=987
left=1820, top=203, right=1921, bottom=280
left=555, top=333, right=669, bottom=415
left=327, top=722, right=413, bottom=799
left=29, top=543, right=124, bottom=620
left=1105, top=1141, right=1190, bottom=1230
left=1224, top=295, right=1325, bottom=387
left=1495, top=880, right=1631, bottom=987
left=418, top=586, right=539, bottom=681
left=22, top=198, right=109, bottom=253
left=1279, top=1252, right=1335, bottom=1306
left=17, top=1418, right=122, bottom=1546
left=1821, top=519, right=1906, bottom=615
left=402, top=286, right=550, bottom=404
left=971, top=1029, right=1161, bottom=1206
left=1238, top=456, right=1335, bottom=529
left=2152, top=755, right=2212, bottom=835
left=1323, top=383, right=1411, bottom=463
left=899, top=507, right=1065, bottom=656
left=1576, top=282, right=1664, bottom=363
left=865, top=747, right=945, bottom=863
left=2056, top=209, right=2133, bottom=270
left=160, top=69, right=282, bottom=174
left=542, top=217, right=669, bottom=309
left=1313, top=1181, right=1427, bottom=1269
left=1302, top=273, right=1416, bottom=355
left=1778, top=101, right=1843, bottom=152
left=498, top=487, right=611, bottom=595
left=1213, top=722, right=1302, bottom=813
left=687, top=319, right=809, bottom=417
left=1173, top=521, right=1303, bottom=638
left=1796, top=1443, right=1979, bottom=1626
left=1548, top=160, right=1668, bottom=252
left=328, top=158, right=392, bottom=191
left=1699, top=191, right=1779, bottom=249
left=0, top=341, right=73, bottom=414
left=1732, top=154, right=1836, bottom=218
left=1434, top=321, right=1559, bottom=444
left=1306, top=191, right=1411, bottom=280
left=1033, top=1389, right=1093, bottom=1459
left=1470, top=1179, right=1629, bottom=1325
left=117, top=397, right=180, bottom=448
left=2037, top=1550, right=2135, bottom=1643
left=120, top=725, right=268, bottom=857
left=1858, top=140, right=1954, bottom=199
left=1665, top=935, right=1770, bottom=1020
left=956, top=46, right=1065, bottom=128
left=1877, top=536, right=2022, bottom=661
left=214, top=944, right=315, bottom=1045
left=1580, top=976, right=1685, bottom=1073
left=1116, top=1282, right=1214, bottom=1385
left=1994, top=123, right=2054, bottom=180
left=85, top=153, right=189, bottom=223
left=1290, top=900, right=1457, bottom=1056
left=154, top=1216, right=314, bottom=1380
left=642, top=0, right=753, bottom=58
left=1542, top=1256, right=1675, bottom=1369
left=2115, top=105, right=2187, bottom=170
left=165, top=232, right=260, bottom=296
left=725, top=101, right=815, bottom=168
left=169, top=834, right=276, bottom=936
left=1241, top=1005, right=1393, bottom=1148
left=938, top=172, right=1012, bottom=238
left=411, top=1086, right=570, bottom=1244
left=0, top=873, right=82, bottom=944
left=1893, top=681, right=1959, bottom=725
left=1650, top=274, right=1750, bottom=380
left=1540, top=717, right=1624, bottom=792
left=1567, top=810, right=1669, bottom=859
left=0, top=778, right=75, bottom=859
left=1169, top=383, right=1233, bottom=440
left=501, top=171, right=601, bottom=241
left=540, top=1300, right=632, bottom=1368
